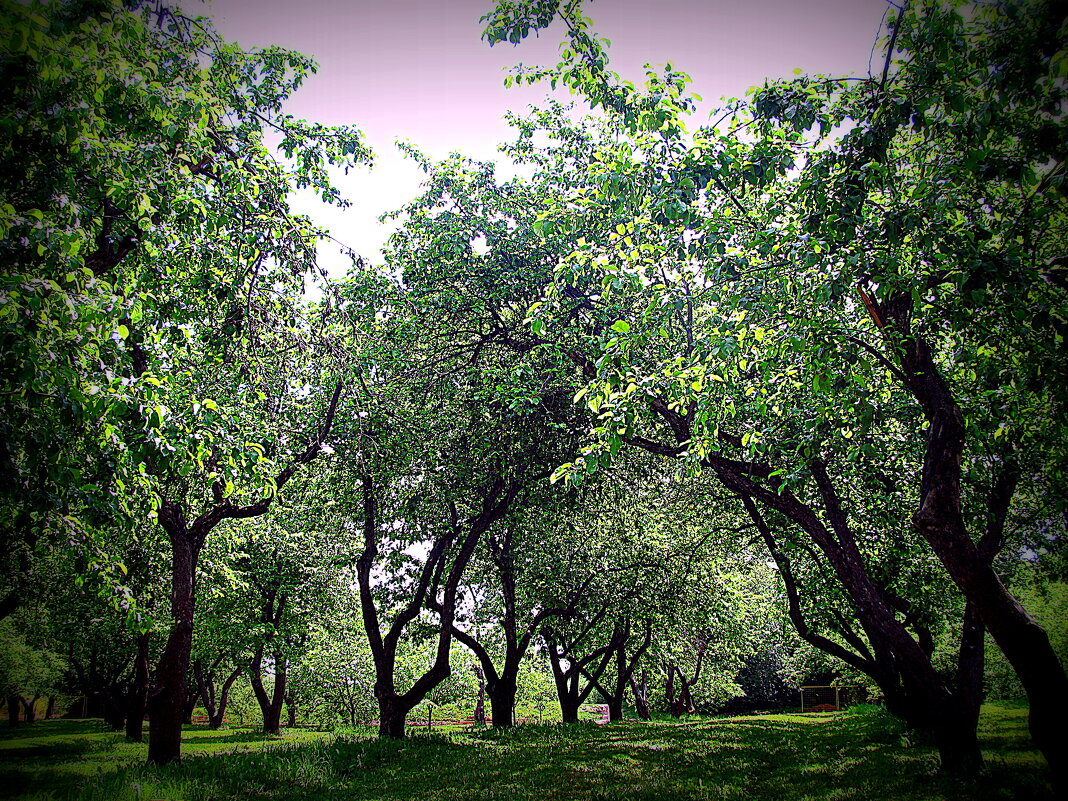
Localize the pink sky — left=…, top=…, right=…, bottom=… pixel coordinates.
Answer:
left=206, top=0, right=892, bottom=268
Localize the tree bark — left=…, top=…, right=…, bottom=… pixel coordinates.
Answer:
left=125, top=632, right=150, bottom=742
left=487, top=678, right=517, bottom=727
left=147, top=529, right=197, bottom=764
left=285, top=690, right=297, bottom=728
left=249, top=648, right=287, bottom=735
left=377, top=693, right=408, bottom=739
left=473, top=666, right=486, bottom=725
left=874, top=291, right=1068, bottom=789
left=630, top=669, right=650, bottom=720
left=6, top=695, right=18, bottom=726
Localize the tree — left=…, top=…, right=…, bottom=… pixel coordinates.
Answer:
left=0, top=617, right=63, bottom=725
left=2, top=0, right=370, bottom=764
left=482, top=0, right=1068, bottom=781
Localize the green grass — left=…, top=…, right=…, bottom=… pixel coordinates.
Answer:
left=0, top=702, right=1052, bottom=800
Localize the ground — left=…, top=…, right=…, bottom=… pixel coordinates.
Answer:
left=0, top=702, right=1052, bottom=800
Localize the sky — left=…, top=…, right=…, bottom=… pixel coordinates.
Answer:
left=205, top=0, right=893, bottom=273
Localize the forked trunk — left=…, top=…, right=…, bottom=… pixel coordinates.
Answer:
left=18, top=694, right=39, bottom=724
left=250, top=649, right=288, bottom=735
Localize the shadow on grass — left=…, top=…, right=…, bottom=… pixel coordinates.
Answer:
left=0, top=704, right=1054, bottom=801
left=0, top=719, right=116, bottom=744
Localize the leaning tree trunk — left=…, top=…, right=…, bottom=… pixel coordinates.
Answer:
left=125, top=632, right=150, bottom=742
left=888, top=302, right=1068, bottom=790
left=211, top=667, right=241, bottom=730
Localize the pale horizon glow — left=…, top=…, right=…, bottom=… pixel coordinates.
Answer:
left=205, top=0, right=892, bottom=274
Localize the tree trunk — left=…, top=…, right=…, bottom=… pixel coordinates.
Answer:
left=606, top=695, right=623, bottom=722
left=678, top=678, right=695, bottom=715
left=250, top=648, right=287, bottom=735
left=663, top=661, right=677, bottom=715
left=931, top=698, right=984, bottom=777
left=955, top=601, right=986, bottom=736
left=182, top=685, right=198, bottom=725
left=147, top=532, right=197, bottom=765
left=6, top=696, right=18, bottom=726
left=924, top=526, right=1068, bottom=787
left=892, top=311, right=1068, bottom=790
left=736, top=489, right=983, bottom=774
left=102, top=690, right=126, bottom=731
left=630, top=670, right=650, bottom=720
left=488, top=679, right=516, bottom=728
left=213, top=667, right=242, bottom=729
left=558, top=695, right=580, bottom=724
left=285, top=690, right=297, bottom=728
left=377, top=694, right=408, bottom=739
left=18, top=694, right=39, bottom=724
left=125, top=632, right=150, bottom=742
left=473, top=666, right=486, bottom=726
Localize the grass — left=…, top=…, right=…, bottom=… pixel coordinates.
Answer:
left=0, top=702, right=1052, bottom=801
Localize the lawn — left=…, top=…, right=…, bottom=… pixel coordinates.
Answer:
left=0, top=702, right=1052, bottom=801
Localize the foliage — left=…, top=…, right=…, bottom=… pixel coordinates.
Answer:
left=0, top=618, right=64, bottom=705
left=986, top=578, right=1068, bottom=699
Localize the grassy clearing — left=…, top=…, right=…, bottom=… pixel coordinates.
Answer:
left=0, top=702, right=1051, bottom=801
